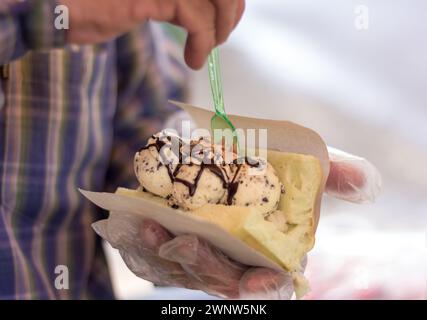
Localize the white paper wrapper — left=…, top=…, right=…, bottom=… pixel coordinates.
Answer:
left=82, top=189, right=282, bottom=271
left=81, top=101, right=330, bottom=296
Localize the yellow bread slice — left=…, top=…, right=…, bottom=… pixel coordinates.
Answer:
left=191, top=151, right=322, bottom=290
left=116, top=151, right=322, bottom=297
left=197, top=151, right=322, bottom=272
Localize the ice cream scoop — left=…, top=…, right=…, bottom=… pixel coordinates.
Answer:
left=170, top=164, right=228, bottom=211
left=135, top=131, right=285, bottom=213
left=134, top=132, right=180, bottom=198
left=227, top=162, right=284, bottom=215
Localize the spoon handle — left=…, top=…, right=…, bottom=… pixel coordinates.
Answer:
left=208, top=47, right=226, bottom=115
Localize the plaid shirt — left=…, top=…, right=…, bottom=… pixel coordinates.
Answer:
left=0, top=0, right=188, bottom=299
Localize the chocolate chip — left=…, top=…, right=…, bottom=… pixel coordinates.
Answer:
left=262, top=197, right=269, bottom=203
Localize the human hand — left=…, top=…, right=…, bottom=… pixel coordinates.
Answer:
left=60, top=0, right=245, bottom=69
left=120, top=148, right=381, bottom=299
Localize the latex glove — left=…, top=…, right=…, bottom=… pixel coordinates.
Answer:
left=117, top=148, right=381, bottom=299
left=132, top=220, right=295, bottom=300
left=326, top=147, right=382, bottom=203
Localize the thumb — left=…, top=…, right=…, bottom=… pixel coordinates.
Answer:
left=325, top=147, right=382, bottom=204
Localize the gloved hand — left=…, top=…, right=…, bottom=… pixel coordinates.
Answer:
left=113, top=148, right=382, bottom=299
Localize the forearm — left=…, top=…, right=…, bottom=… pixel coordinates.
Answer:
left=0, top=0, right=66, bottom=64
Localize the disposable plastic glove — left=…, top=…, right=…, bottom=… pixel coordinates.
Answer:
left=325, top=147, right=382, bottom=203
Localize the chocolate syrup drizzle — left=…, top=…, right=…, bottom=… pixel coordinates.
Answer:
left=140, top=134, right=262, bottom=205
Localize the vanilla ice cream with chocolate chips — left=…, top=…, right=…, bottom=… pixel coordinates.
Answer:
left=134, top=131, right=285, bottom=214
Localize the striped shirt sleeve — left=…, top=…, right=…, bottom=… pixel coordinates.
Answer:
left=0, top=0, right=67, bottom=64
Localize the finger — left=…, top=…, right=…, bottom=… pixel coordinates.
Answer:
left=239, top=268, right=294, bottom=300
left=121, top=247, right=192, bottom=288
left=176, top=0, right=216, bottom=69
left=211, top=0, right=239, bottom=44
left=327, top=161, right=366, bottom=194
left=184, top=32, right=216, bottom=70
left=234, top=0, right=246, bottom=28
left=326, top=147, right=382, bottom=204
left=158, top=234, right=199, bottom=265
left=159, top=235, right=247, bottom=298
left=139, top=220, right=192, bottom=286
left=146, top=0, right=216, bottom=69
left=139, top=219, right=173, bottom=252
left=140, top=0, right=176, bottom=21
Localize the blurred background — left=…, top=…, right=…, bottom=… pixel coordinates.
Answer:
left=106, top=0, right=427, bottom=299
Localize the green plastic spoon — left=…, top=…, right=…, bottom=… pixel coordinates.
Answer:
left=208, top=47, right=239, bottom=151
